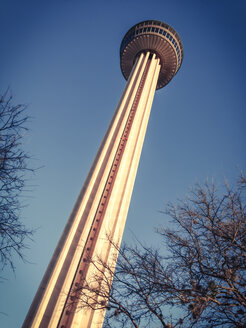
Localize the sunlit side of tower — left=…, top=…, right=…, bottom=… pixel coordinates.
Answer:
left=23, top=20, right=183, bottom=328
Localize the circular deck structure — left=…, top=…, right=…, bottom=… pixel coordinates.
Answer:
left=120, top=20, right=183, bottom=89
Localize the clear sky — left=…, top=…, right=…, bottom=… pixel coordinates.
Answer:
left=0, top=0, right=245, bottom=327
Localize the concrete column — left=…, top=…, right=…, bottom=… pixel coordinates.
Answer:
left=22, top=52, right=160, bottom=328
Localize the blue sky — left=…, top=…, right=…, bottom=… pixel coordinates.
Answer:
left=0, top=0, right=245, bottom=326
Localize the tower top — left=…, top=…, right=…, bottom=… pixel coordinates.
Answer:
left=120, top=20, right=183, bottom=89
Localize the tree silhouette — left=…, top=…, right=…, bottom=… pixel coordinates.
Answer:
left=0, top=90, right=33, bottom=271
left=73, top=175, right=246, bottom=327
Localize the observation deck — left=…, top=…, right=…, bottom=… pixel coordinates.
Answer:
left=120, top=20, right=183, bottom=89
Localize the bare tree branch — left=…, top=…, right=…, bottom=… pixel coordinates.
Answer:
left=68, top=175, right=246, bottom=327
left=0, top=89, right=34, bottom=272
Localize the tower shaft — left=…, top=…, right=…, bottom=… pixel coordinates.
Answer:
left=23, top=52, right=161, bottom=328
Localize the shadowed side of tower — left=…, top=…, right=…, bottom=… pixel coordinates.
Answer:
left=22, top=20, right=183, bottom=328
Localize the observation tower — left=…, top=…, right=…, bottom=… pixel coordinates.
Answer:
left=23, top=20, right=183, bottom=328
